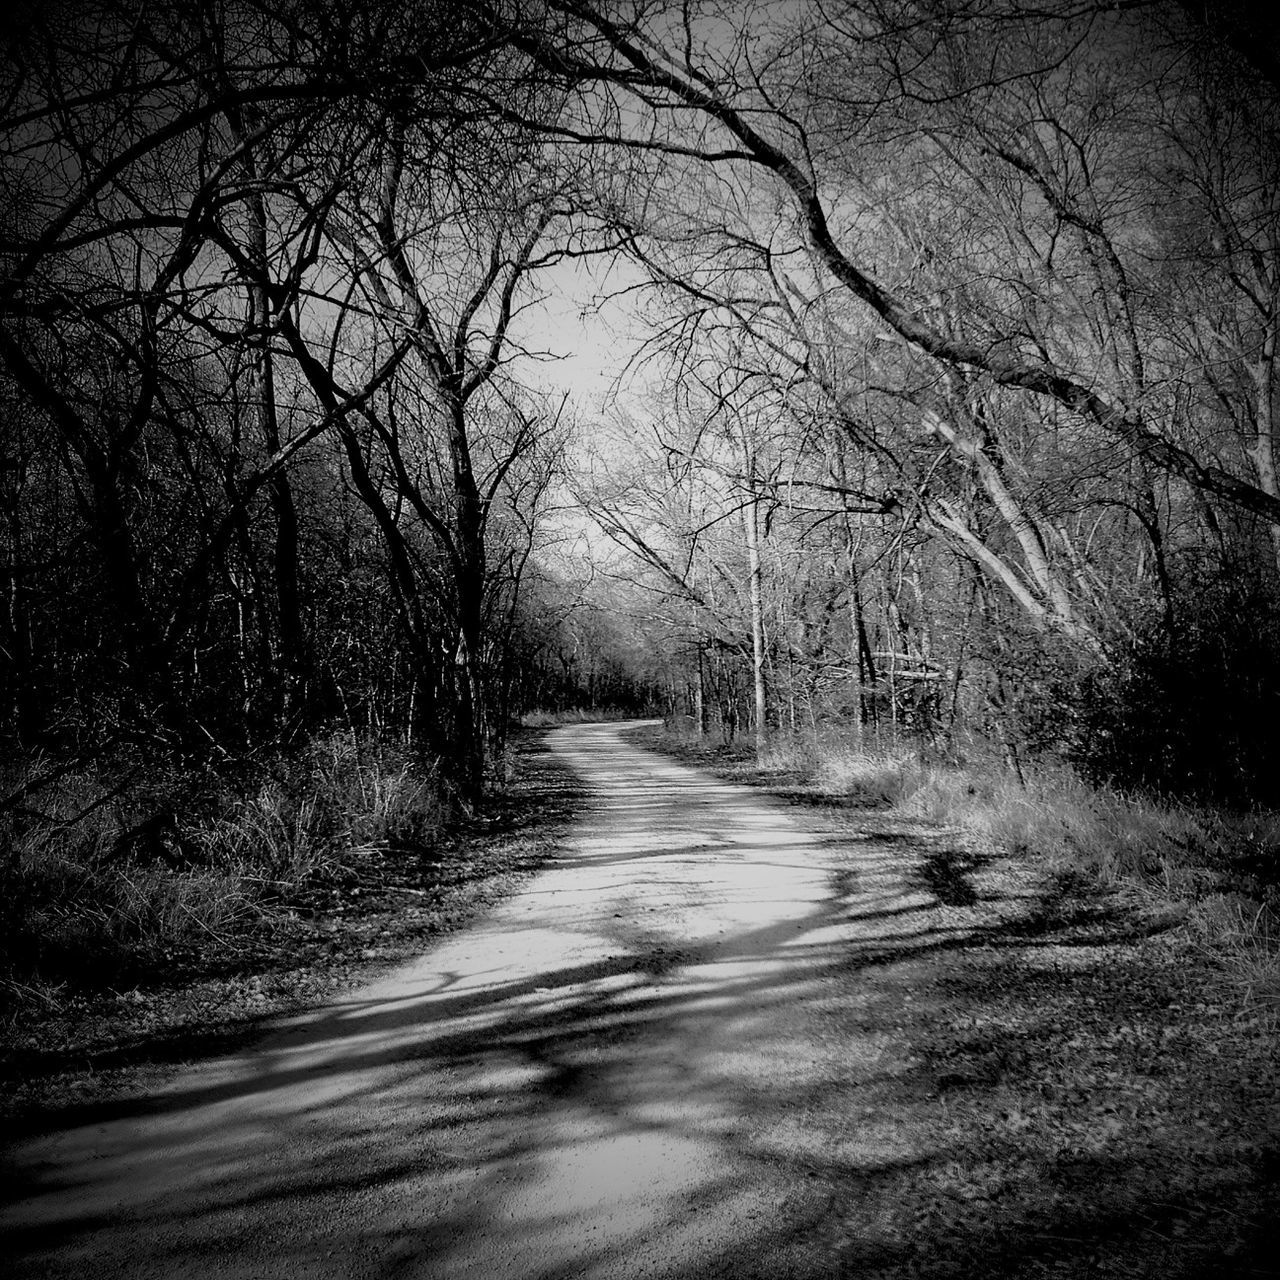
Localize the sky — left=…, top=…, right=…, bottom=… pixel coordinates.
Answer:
left=517, top=254, right=652, bottom=418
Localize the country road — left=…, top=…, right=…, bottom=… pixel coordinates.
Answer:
left=0, top=720, right=1146, bottom=1278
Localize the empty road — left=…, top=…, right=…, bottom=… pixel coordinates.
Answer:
left=2, top=721, right=968, bottom=1278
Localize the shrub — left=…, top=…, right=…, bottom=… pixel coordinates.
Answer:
left=1069, top=572, right=1280, bottom=807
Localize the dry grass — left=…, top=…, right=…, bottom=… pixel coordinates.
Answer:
left=918, top=764, right=1280, bottom=1014
left=1188, top=895, right=1280, bottom=1012
left=0, top=732, right=451, bottom=1004
left=190, top=733, right=447, bottom=887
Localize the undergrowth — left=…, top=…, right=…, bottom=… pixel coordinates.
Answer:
left=0, top=731, right=450, bottom=1009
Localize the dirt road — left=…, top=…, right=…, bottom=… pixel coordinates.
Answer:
left=0, top=722, right=1071, bottom=1277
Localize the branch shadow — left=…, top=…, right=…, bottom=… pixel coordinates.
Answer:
left=4, top=723, right=1273, bottom=1279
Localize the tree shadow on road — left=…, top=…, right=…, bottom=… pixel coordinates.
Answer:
left=4, top=794, right=1277, bottom=1279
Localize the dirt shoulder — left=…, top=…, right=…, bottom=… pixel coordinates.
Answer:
left=0, top=731, right=586, bottom=1127
left=631, top=725, right=1280, bottom=1279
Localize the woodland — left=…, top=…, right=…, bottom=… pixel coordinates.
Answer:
left=3, top=0, right=1280, bottom=1005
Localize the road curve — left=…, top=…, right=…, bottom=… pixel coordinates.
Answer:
left=2, top=721, right=946, bottom=1279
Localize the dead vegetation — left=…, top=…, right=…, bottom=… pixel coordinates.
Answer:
left=0, top=731, right=584, bottom=1121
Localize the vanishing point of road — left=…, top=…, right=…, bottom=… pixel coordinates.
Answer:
left=2, top=721, right=988, bottom=1278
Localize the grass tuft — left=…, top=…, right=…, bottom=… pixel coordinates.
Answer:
left=812, top=748, right=922, bottom=807
left=0, top=732, right=451, bottom=1004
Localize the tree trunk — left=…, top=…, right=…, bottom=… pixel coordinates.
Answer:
left=695, top=640, right=708, bottom=739
left=741, top=483, right=767, bottom=763
left=842, top=507, right=866, bottom=749
left=218, top=70, right=307, bottom=728
left=1247, top=328, right=1280, bottom=576
left=449, top=399, right=488, bottom=804
left=248, top=198, right=306, bottom=726
left=3, top=471, right=33, bottom=740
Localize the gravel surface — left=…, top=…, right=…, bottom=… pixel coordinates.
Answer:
left=2, top=721, right=1278, bottom=1278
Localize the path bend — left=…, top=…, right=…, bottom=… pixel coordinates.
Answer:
left=2, top=720, right=970, bottom=1279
